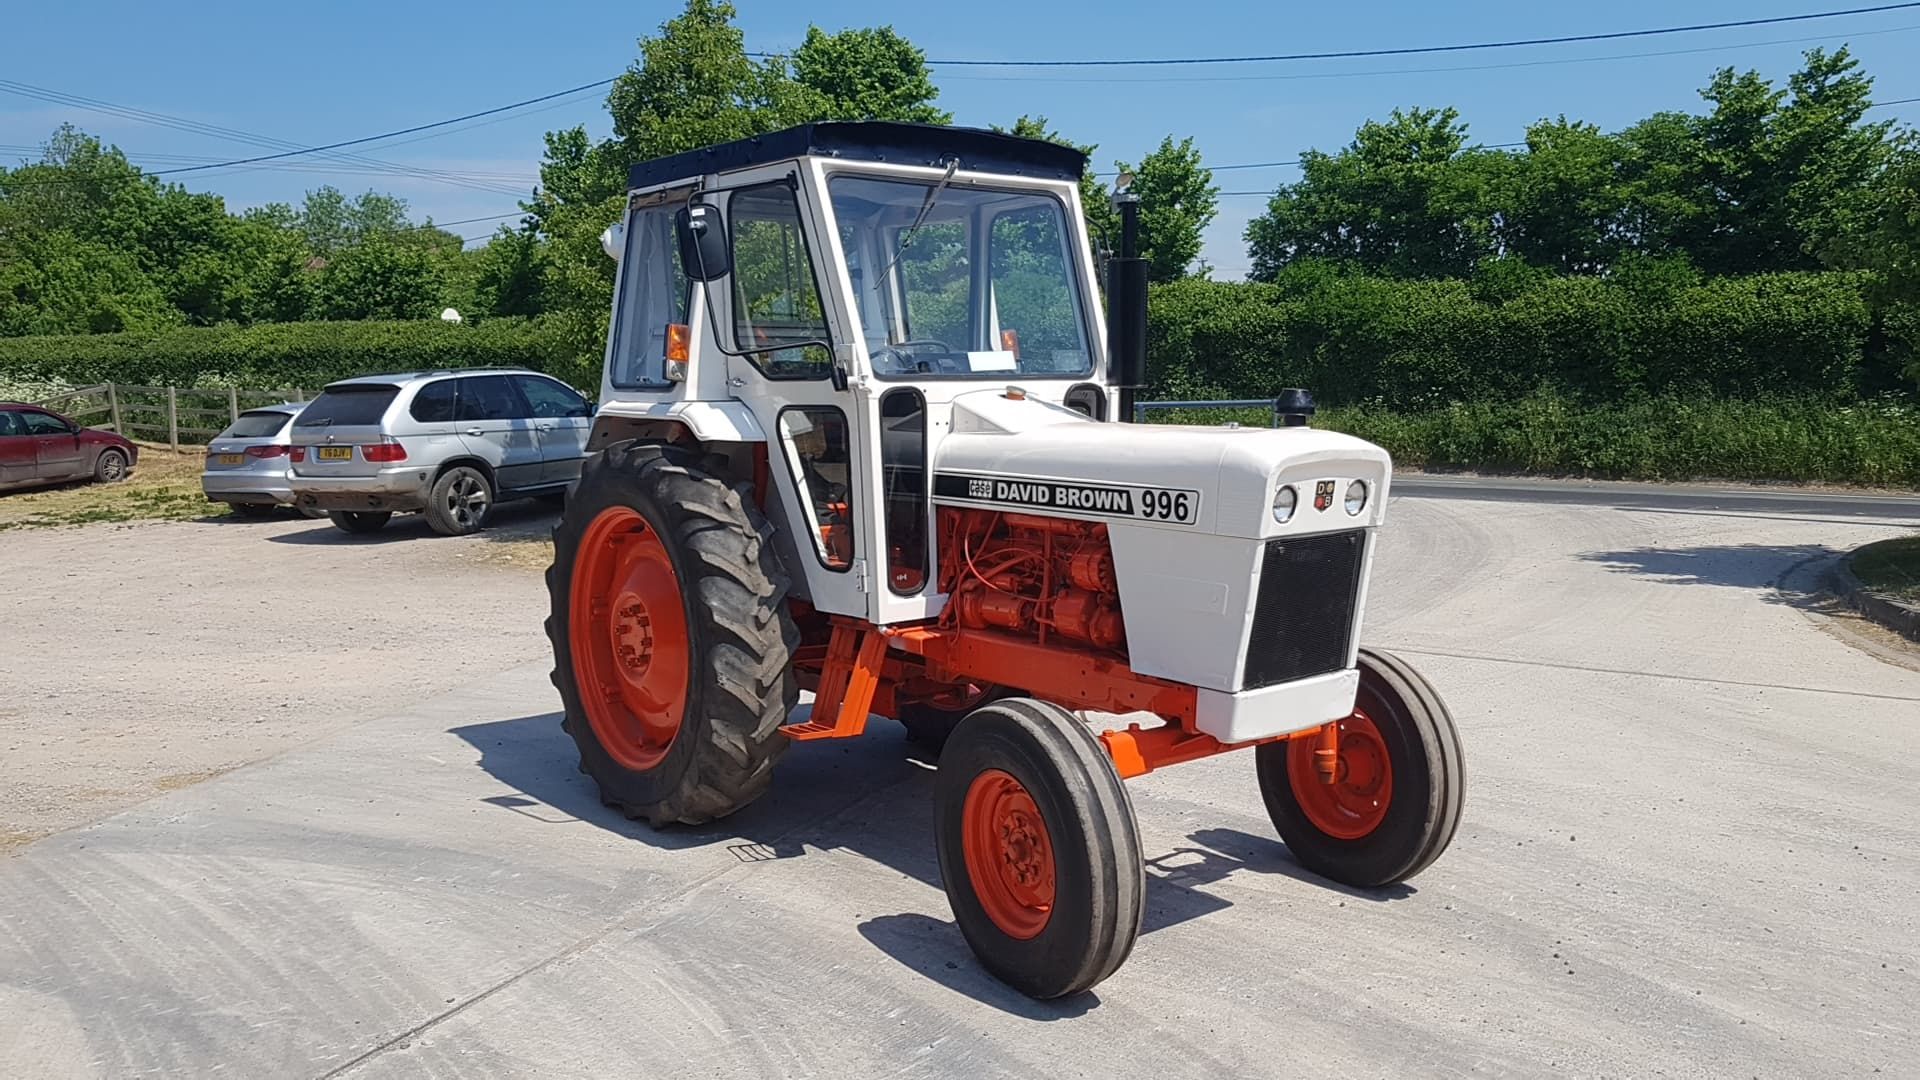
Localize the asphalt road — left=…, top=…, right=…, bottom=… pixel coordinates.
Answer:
left=3, top=480, right=1918, bottom=1078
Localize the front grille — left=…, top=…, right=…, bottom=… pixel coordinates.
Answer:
left=1242, top=530, right=1366, bottom=689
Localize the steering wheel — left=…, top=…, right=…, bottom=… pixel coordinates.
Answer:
left=872, top=339, right=960, bottom=374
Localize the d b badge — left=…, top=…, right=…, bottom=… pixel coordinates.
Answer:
left=1313, top=480, right=1335, bottom=512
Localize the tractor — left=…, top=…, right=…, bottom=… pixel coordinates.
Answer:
left=545, top=122, right=1464, bottom=999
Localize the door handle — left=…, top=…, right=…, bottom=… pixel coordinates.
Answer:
left=535, top=424, right=553, bottom=432
left=465, top=427, right=483, bottom=436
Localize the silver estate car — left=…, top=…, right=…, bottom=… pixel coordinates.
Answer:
left=201, top=402, right=308, bottom=515
left=288, top=369, right=590, bottom=536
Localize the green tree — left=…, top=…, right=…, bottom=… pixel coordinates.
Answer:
left=1246, top=107, right=1495, bottom=280
left=1113, top=136, right=1218, bottom=282
left=1498, top=118, right=1630, bottom=274
left=313, top=238, right=443, bottom=321
left=791, top=26, right=950, bottom=124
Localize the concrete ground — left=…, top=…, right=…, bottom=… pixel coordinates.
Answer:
left=2, top=486, right=1918, bottom=1078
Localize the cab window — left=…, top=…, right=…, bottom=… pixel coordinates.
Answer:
left=777, top=406, right=853, bottom=570
left=609, top=204, right=690, bottom=389
left=729, top=184, right=832, bottom=378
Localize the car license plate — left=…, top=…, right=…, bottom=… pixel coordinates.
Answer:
left=317, top=446, right=353, bottom=461
left=217, top=453, right=244, bottom=465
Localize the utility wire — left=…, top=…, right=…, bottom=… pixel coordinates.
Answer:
left=860, top=2, right=1920, bottom=67
left=940, top=22, right=1920, bottom=84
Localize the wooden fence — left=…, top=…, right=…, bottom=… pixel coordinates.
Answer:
left=33, top=383, right=314, bottom=450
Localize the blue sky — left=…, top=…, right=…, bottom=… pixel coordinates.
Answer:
left=3, top=1, right=1917, bottom=278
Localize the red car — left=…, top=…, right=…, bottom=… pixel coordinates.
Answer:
left=0, top=403, right=138, bottom=491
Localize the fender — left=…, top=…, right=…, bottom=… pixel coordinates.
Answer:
left=587, top=399, right=767, bottom=452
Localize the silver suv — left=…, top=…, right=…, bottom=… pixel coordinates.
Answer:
left=288, top=368, right=590, bottom=536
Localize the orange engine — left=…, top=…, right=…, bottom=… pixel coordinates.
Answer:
left=937, top=508, right=1127, bottom=655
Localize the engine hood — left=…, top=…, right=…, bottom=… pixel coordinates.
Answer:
left=931, top=389, right=1392, bottom=539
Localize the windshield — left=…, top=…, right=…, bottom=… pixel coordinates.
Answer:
left=828, top=176, right=1094, bottom=379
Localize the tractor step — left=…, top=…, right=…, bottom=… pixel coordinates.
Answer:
left=779, top=621, right=888, bottom=741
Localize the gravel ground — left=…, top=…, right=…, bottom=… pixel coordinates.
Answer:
left=0, top=504, right=555, bottom=852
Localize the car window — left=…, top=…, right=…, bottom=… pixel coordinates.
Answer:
left=219, top=411, right=292, bottom=439
left=513, top=376, right=588, bottom=419
left=0, top=410, right=22, bottom=437
left=295, top=385, right=399, bottom=427
left=20, top=411, right=72, bottom=435
left=410, top=380, right=458, bottom=423
left=454, top=375, right=527, bottom=421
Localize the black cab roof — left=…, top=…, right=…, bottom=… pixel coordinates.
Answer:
left=625, top=121, right=1087, bottom=191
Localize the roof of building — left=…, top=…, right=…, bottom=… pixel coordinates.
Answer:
left=626, top=121, right=1087, bottom=191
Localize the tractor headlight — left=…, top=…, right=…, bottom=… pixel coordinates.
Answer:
left=1272, top=484, right=1297, bottom=524
left=1345, top=480, right=1369, bottom=516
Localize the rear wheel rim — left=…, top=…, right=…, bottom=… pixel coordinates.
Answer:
left=447, top=473, right=489, bottom=528
left=569, top=507, right=690, bottom=771
left=1288, top=710, right=1394, bottom=840
left=961, top=769, right=1056, bottom=940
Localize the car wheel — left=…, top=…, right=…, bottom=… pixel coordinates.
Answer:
left=426, top=466, right=494, bottom=536
left=94, top=448, right=129, bottom=483
left=329, top=510, right=392, bottom=534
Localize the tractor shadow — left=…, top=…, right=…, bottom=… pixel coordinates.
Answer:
left=451, top=712, right=1411, bottom=1015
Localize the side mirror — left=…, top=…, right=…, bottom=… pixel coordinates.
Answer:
left=676, top=202, right=730, bottom=281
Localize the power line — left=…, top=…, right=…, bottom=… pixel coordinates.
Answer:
left=0, top=80, right=529, bottom=197
left=887, top=3, right=1920, bottom=67
left=136, top=77, right=616, bottom=177
left=940, top=22, right=1920, bottom=84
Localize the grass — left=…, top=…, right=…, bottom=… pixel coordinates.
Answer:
left=1850, top=537, right=1920, bottom=604
left=0, top=445, right=230, bottom=530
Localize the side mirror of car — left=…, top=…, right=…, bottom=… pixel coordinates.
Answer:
left=676, top=202, right=730, bottom=281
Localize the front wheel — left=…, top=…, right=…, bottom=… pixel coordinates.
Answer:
left=94, top=448, right=128, bottom=483
left=935, top=698, right=1144, bottom=999
left=1255, top=648, right=1464, bottom=888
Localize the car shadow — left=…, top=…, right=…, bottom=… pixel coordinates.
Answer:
left=451, top=711, right=1412, bottom=1013
left=265, top=501, right=559, bottom=545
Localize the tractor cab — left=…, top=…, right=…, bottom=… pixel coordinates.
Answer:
left=592, top=122, right=1113, bottom=624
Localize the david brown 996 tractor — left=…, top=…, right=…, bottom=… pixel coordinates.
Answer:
left=546, top=122, right=1464, bottom=999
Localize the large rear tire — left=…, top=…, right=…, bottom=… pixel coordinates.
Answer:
left=935, top=698, right=1144, bottom=999
left=547, top=442, right=799, bottom=826
left=1255, top=647, right=1464, bottom=888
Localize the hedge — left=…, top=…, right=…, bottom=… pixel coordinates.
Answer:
left=1157, top=393, right=1920, bottom=486
left=1147, top=271, right=1904, bottom=405
left=0, top=317, right=575, bottom=391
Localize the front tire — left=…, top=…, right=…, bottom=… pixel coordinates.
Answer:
left=1255, top=648, right=1464, bottom=888
left=426, top=466, right=493, bottom=536
left=547, top=442, right=799, bottom=826
left=328, top=510, right=391, bottom=534
left=935, top=698, right=1144, bottom=999
left=94, top=448, right=128, bottom=483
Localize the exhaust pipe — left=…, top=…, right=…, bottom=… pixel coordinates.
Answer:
left=1107, top=180, right=1148, bottom=421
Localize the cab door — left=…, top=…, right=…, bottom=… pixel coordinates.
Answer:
left=708, top=165, right=873, bottom=618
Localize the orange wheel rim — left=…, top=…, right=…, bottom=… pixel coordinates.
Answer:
left=570, top=507, right=690, bottom=772
left=961, top=769, right=1055, bottom=940
left=1288, top=710, right=1393, bottom=840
